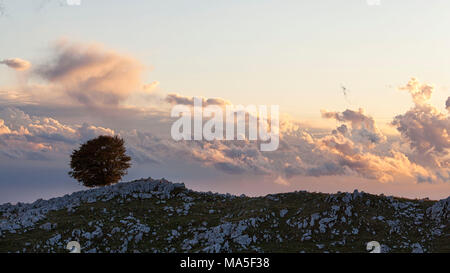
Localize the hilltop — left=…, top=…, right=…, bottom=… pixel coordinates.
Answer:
left=0, top=178, right=448, bottom=253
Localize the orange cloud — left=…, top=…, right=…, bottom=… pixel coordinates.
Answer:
left=35, top=40, right=145, bottom=107
left=143, top=81, right=160, bottom=93
left=392, top=78, right=450, bottom=169
left=0, top=119, right=12, bottom=134
left=0, top=58, right=31, bottom=71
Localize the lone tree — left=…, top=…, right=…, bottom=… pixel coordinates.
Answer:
left=69, top=135, right=131, bottom=187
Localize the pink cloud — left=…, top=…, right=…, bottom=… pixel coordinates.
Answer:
left=0, top=58, right=31, bottom=71
left=35, top=40, right=145, bottom=107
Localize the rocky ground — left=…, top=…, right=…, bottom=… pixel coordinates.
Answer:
left=0, top=178, right=448, bottom=253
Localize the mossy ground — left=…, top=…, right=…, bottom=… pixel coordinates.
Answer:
left=0, top=189, right=447, bottom=253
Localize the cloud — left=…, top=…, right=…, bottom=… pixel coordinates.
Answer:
left=446, top=97, right=450, bottom=112
left=142, top=81, right=160, bottom=93
left=0, top=58, right=31, bottom=71
left=398, top=77, right=433, bottom=105
left=392, top=78, right=450, bottom=169
left=305, top=162, right=346, bottom=177
left=0, top=119, right=12, bottom=134
left=34, top=40, right=144, bottom=107
left=78, top=123, right=115, bottom=142
left=312, top=79, right=449, bottom=183
left=1, top=91, right=447, bottom=185
left=165, top=93, right=231, bottom=106
left=214, top=162, right=246, bottom=174
left=313, top=133, right=434, bottom=182
left=1, top=52, right=448, bottom=188
left=119, top=118, right=438, bottom=184
left=0, top=107, right=116, bottom=160
left=321, top=108, right=386, bottom=146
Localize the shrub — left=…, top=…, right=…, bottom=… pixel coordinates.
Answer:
left=69, top=135, right=131, bottom=187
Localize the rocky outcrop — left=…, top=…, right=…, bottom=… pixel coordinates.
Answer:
left=0, top=178, right=447, bottom=253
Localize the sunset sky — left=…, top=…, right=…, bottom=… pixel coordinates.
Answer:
left=0, top=0, right=449, bottom=203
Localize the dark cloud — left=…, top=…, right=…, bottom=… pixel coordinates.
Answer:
left=306, top=162, right=345, bottom=177
left=0, top=58, right=31, bottom=71
left=213, top=162, right=246, bottom=174
left=165, top=93, right=231, bottom=106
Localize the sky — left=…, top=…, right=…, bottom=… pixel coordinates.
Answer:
left=0, top=0, right=449, bottom=203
